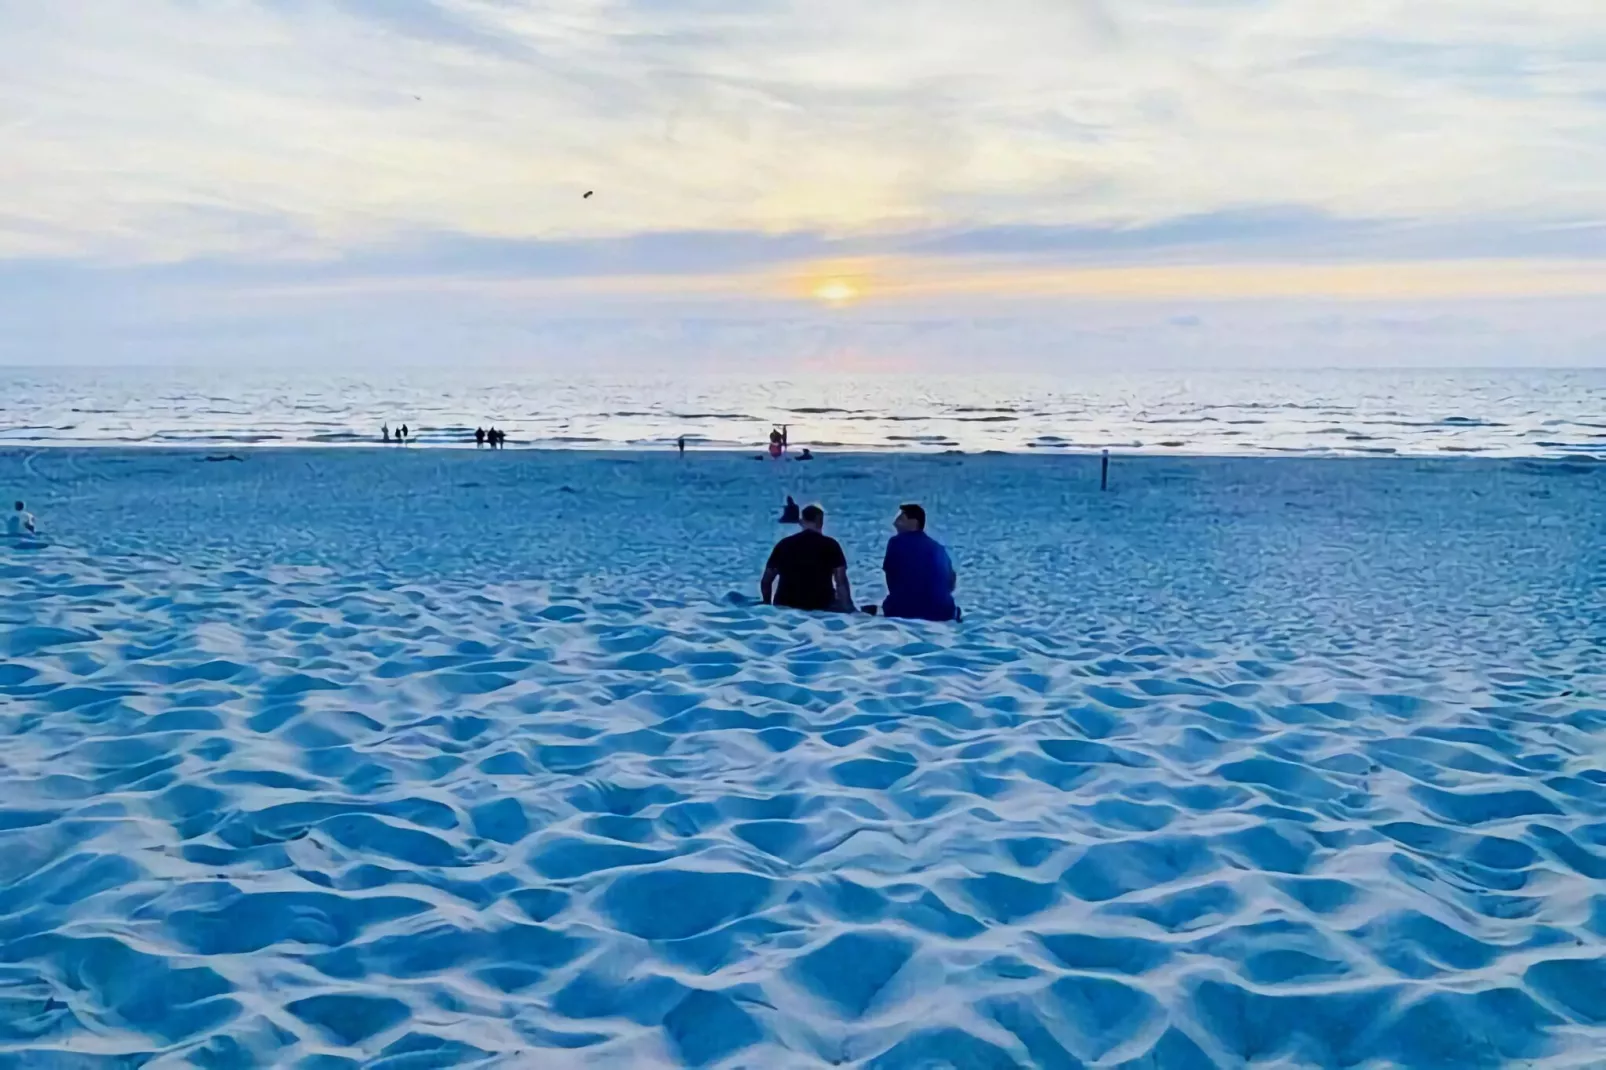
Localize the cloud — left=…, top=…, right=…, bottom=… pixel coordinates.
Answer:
left=3, top=0, right=1604, bottom=262
left=0, top=0, right=1602, bottom=366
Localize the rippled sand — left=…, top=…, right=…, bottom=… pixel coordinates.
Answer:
left=1, top=450, right=1602, bottom=1068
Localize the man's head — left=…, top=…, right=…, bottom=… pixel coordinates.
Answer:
left=12, top=501, right=21, bottom=512
left=800, top=504, right=825, bottom=531
left=895, top=503, right=926, bottom=533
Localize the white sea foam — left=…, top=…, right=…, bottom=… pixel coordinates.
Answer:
left=1, top=449, right=1602, bottom=1068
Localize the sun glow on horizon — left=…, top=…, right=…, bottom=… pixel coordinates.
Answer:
left=813, top=279, right=860, bottom=305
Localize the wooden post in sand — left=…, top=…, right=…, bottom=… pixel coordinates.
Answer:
left=1101, top=449, right=1110, bottom=491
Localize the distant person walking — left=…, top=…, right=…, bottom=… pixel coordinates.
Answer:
left=7, top=501, right=36, bottom=536
left=382, top=423, right=391, bottom=443
left=762, top=504, right=853, bottom=612
left=475, top=427, right=486, bottom=447
left=768, top=427, right=784, bottom=459
left=879, top=503, right=959, bottom=622
left=677, top=435, right=686, bottom=457
left=397, top=424, right=409, bottom=444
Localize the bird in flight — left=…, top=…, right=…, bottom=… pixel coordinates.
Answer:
left=583, top=191, right=594, bottom=199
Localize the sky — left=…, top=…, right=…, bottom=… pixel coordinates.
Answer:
left=1, top=0, right=1603, bottom=369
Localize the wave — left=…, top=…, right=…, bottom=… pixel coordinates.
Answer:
left=147, top=432, right=289, bottom=443
left=3, top=371, right=1597, bottom=458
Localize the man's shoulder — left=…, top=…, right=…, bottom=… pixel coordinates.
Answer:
left=802, top=531, right=845, bottom=557
left=808, top=532, right=845, bottom=555
left=773, top=530, right=828, bottom=554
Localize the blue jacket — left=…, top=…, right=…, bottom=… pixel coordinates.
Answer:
left=882, top=531, right=957, bottom=622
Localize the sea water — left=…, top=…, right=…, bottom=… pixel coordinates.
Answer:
left=2, top=366, right=1603, bottom=456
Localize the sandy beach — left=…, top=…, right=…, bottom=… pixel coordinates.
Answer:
left=2, top=448, right=1603, bottom=1068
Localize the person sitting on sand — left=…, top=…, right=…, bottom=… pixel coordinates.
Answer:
left=779, top=496, right=801, bottom=524
left=7, top=501, right=35, bottom=536
left=762, top=504, right=853, bottom=612
left=880, top=503, right=958, bottom=622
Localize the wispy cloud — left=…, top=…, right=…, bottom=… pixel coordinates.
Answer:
left=0, top=0, right=1602, bottom=364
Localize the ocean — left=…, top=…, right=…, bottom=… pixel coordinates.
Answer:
left=2, top=366, right=1603, bottom=456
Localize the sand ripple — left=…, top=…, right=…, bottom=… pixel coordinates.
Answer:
left=2, top=545, right=1604, bottom=1067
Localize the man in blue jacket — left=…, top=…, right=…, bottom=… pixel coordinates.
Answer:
left=880, top=503, right=959, bottom=622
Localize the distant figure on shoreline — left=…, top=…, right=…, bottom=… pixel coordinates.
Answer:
left=678, top=435, right=686, bottom=457
left=488, top=428, right=503, bottom=449
left=475, top=427, right=486, bottom=447
left=799, top=448, right=813, bottom=461
left=7, top=501, right=36, bottom=536
left=382, top=423, right=390, bottom=443
left=762, top=503, right=853, bottom=613
left=779, top=496, right=801, bottom=524
left=879, top=503, right=959, bottom=622
left=398, top=424, right=409, bottom=444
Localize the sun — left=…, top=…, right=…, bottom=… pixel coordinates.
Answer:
left=812, top=279, right=859, bottom=305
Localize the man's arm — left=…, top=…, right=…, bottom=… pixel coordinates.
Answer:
left=761, top=566, right=779, bottom=605
left=832, top=567, right=854, bottom=612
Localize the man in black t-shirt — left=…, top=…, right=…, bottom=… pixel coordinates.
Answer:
left=761, top=504, right=853, bottom=612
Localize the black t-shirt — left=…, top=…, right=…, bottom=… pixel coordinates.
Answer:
left=766, top=529, right=847, bottom=611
